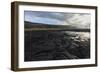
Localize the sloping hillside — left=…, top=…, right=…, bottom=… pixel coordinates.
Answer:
left=24, top=21, right=90, bottom=32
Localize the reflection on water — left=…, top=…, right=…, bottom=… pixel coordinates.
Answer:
left=24, top=31, right=90, bottom=61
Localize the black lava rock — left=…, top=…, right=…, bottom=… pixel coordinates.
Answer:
left=24, top=31, right=90, bottom=61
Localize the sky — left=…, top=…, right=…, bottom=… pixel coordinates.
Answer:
left=24, top=11, right=91, bottom=29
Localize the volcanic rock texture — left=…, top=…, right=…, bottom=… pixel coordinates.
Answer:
left=24, top=31, right=90, bottom=61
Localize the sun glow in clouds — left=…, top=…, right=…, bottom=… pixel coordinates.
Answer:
left=24, top=11, right=91, bottom=29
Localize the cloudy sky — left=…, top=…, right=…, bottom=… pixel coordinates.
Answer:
left=24, top=11, right=91, bottom=29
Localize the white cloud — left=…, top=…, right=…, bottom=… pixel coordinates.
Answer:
left=66, top=14, right=91, bottom=28
left=25, top=11, right=91, bottom=28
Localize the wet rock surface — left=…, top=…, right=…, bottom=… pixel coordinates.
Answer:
left=24, top=31, right=90, bottom=61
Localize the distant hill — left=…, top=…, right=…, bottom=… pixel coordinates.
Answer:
left=24, top=21, right=73, bottom=28
left=24, top=21, right=90, bottom=32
